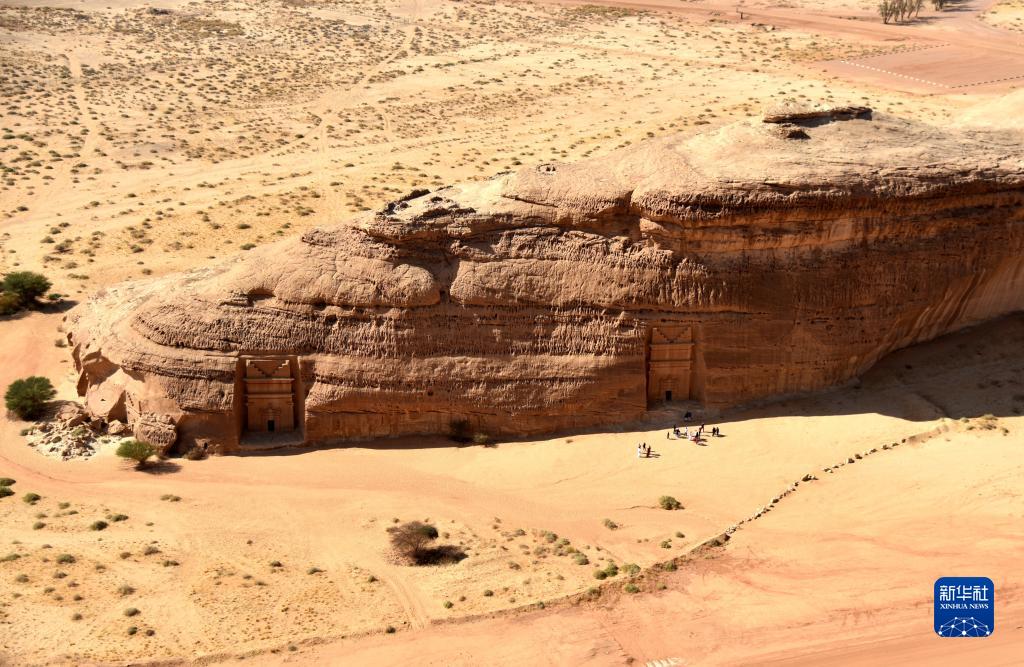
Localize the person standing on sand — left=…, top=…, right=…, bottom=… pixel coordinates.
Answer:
left=637, top=444, right=642, bottom=459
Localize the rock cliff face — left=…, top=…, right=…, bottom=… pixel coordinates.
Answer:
left=67, top=110, right=1024, bottom=452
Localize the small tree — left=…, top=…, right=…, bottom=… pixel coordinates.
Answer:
left=387, top=521, right=439, bottom=562
left=116, top=440, right=157, bottom=469
left=1, top=272, right=52, bottom=309
left=4, top=377, right=56, bottom=420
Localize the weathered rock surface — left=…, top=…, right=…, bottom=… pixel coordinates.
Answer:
left=67, top=110, right=1024, bottom=452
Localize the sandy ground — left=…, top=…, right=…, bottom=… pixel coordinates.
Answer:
left=2, top=0, right=1024, bottom=664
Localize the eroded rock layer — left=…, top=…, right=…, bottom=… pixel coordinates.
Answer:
left=67, top=111, right=1024, bottom=452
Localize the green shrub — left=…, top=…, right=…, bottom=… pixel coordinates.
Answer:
left=483, top=589, right=494, bottom=596
left=573, top=553, right=589, bottom=566
left=593, top=569, right=607, bottom=580
left=659, top=495, right=683, bottom=511
left=32, top=522, right=45, bottom=530
left=115, top=440, right=156, bottom=468
left=90, top=520, right=108, bottom=531
left=4, top=377, right=56, bottom=420
left=0, top=477, right=15, bottom=486
left=0, top=292, right=20, bottom=316
left=623, top=563, right=640, bottom=577
left=123, top=607, right=139, bottom=617
left=108, top=513, right=128, bottom=522
left=472, top=432, right=490, bottom=445
left=661, top=561, right=677, bottom=572
left=0, top=487, right=13, bottom=499
left=23, top=492, right=41, bottom=504
left=385, top=625, right=396, bottom=634
left=624, top=583, right=639, bottom=594
left=443, top=600, right=453, bottom=609
left=603, top=518, right=619, bottom=530
left=1, top=271, right=51, bottom=308
left=56, top=554, right=75, bottom=564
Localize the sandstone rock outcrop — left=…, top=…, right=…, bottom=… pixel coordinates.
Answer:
left=67, top=110, right=1024, bottom=452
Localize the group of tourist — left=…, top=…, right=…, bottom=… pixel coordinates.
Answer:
left=636, top=416, right=725, bottom=458
left=636, top=442, right=654, bottom=458
left=668, top=421, right=722, bottom=443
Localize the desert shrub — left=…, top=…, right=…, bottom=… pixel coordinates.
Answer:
left=659, top=495, right=683, bottom=511
left=385, top=626, right=396, bottom=634
left=89, top=520, right=108, bottom=531
left=482, top=589, right=494, bottom=597
left=0, top=487, right=13, bottom=499
left=116, top=440, right=156, bottom=468
left=443, top=600, right=453, bottom=609
left=0, top=292, right=20, bottom=316
left=15, top=574, right=29, bottom=583
left=660, top=539, right=672, bottom=549
left=32, top=521, right=45, bottom=530
left=574, top=553, right=589, bottom=566
left=472, top=432, right=490, bottom=445
left=118, top=585, right=135, bottom=596
left=1, top=271, right=51, bottom=308
left=184, top=446, right=207, bottom=461
left=623, top=563, right=640, bottom=577
left=602, top=563, right=619, bottom=578
left=602, top=518, right=619, bottom=530
left=127, top=626, right=138, bottom=635
left=56, top=554, right=75, bottom=564
left=593, top=569, right=607, bottom=580
left=624, top=583, right=639, bottom=594
left=160, top=494, right=181, bottom=502
left=0, top=553, right=20, bottom=562
left=123, top=607, right=139, bottom=617
left=5, top=377, right=56, bottom=420
left=387, top=521, right=440, bottom=563
left=71, top=613, right=82, bottom=621
left=0, top=477, right=15, bottom=486
left=108, top=513, right=128, bottom=522
left=661, top=561, right=677, bottom=572
left=307, top=567, right=323, bottom=575
left=23, top=492, right=41, bottom=504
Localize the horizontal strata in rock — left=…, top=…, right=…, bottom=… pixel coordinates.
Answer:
left=67, top=109, right=1024, bottom=452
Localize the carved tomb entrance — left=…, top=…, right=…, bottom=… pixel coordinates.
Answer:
left=241, top=357, right=299, bottom=435
left=647, top=326, right=695, bottom=403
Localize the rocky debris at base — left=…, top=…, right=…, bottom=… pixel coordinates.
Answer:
left=23, top=403, right=132, bottom=461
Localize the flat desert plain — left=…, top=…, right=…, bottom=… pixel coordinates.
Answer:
left=1, top=0, right=1023, bottom=665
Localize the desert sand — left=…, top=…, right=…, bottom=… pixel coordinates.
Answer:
left=2, top=0, right=1023, bottom=664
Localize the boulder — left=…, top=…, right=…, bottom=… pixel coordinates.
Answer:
left=66, top=111, right=1024, bottom=452
left=134, top=413, right=177, bottom=456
